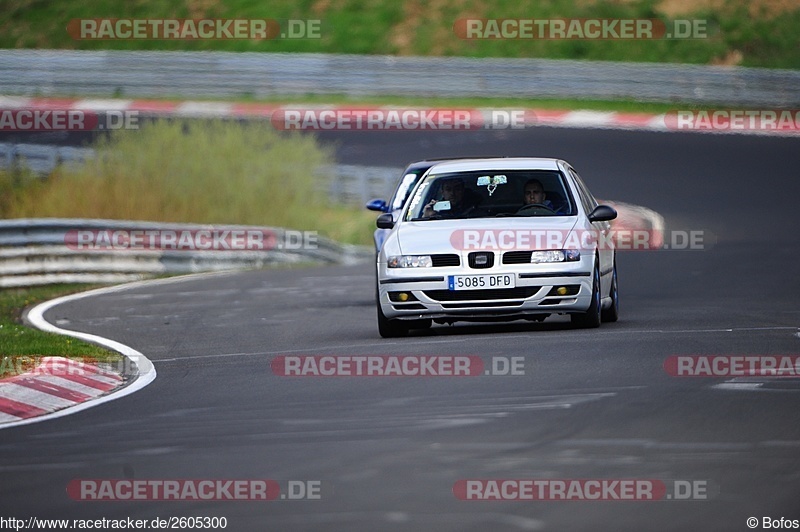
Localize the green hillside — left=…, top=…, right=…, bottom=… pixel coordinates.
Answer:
left=2, top=0, right=798, bottom=68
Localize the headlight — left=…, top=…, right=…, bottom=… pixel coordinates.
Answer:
left=530, top=250, right=580, bottom=263
left=388, top=255, right=433, bottom=268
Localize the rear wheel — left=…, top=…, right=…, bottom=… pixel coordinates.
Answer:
left=572, top=264, right=601, bottom=329
left=601, top=260, right=619, bottom=323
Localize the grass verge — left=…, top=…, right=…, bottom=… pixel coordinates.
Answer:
left=208, top=95, right=712, bottom=114
left=0, top=284, right=121, bottom=378
left=0, top=119, right=378, bottom=245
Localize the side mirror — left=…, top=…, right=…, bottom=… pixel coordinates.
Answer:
left=588, top=205, right=617, bottom=222
left=366, top=199, right=388, bottom=212
left=376, top=213, right=395, bottom=229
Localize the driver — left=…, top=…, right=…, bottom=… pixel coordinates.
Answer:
left=522, top=179, right=555, bottom=210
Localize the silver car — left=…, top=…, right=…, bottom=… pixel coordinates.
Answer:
left=375, top=158, right=619, bottom=337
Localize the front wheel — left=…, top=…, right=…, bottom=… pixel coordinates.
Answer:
left=601, top=261, right=619, bottom=323
left=571, top=264, right=601, bottom=329
left=377, top=300, right=409, bottom=338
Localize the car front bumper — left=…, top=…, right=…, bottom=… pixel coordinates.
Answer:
left=378, top=260, right=595, bottom=321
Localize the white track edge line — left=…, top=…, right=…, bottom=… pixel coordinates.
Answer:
left=2, top=270, right=236, bottom=429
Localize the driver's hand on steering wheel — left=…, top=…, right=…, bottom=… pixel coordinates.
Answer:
left=517, top=203, right=556, bottom=214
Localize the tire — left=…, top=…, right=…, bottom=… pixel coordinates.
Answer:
left=601, top=260, right=619, bottom=323
left=377, top=298, right=408, bottom=338
left=571, top=264, right=601, bottom=329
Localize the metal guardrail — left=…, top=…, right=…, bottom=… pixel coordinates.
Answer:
left=324, top=164, right=397, bottom=205
left=0, top=50, right=798, bottom=106
left=0, top=219, right=372, bottom=287
left=0, top=143, right=94, bottom=175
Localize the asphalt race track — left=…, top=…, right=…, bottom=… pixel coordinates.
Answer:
left=2, top=127, right=799, bottom=531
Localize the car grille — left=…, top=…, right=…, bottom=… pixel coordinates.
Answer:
left=391, top=303, right=426, bottom=310
left=441, top=301, right=524, bottom=309
left=503, top=251, right=532, bottom=264
left=468, top=252, right=494, bottom=269
left=431, top=254, right=460, bottom=267
left=423, top=287, right=541, bottom=302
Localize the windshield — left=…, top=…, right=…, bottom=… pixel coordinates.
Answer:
left=405, top=169, right=575, bottom=221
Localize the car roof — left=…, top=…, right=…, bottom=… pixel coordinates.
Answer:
left=425, top=157, right=562, bottom=174
left=402, top=156, right=510, bottom=173
left=403, top=161, right=440, bottom=172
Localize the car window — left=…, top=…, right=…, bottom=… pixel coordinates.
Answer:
left=405, top=169, right=576, bottom=221
left=390, top=172, right=423, bottom=211
left=568, top=168, right=597, bottom=214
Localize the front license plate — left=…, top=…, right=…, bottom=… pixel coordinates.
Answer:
left=448, top=274, right=516, bottom=291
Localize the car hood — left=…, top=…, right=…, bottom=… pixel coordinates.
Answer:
left=395, top=217, right=579, bottom=255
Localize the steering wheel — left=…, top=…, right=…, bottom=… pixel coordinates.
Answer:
left=516, top=203, right=556, bottom=214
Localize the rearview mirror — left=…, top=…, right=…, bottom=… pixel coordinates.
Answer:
left=376, top=213, right=394, bottom=229
left=588, top=205, right=618, bottom=222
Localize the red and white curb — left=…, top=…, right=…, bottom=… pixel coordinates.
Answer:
left=1, top=96, right=798, bottom=136
left=0, top=272, right=245, bottom=429
left=0, top=281, right=166, bottom=429
left=0, top=356, right=124, bottom=423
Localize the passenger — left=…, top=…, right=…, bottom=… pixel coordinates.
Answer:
left=423, top=178, right=478, bottom=218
